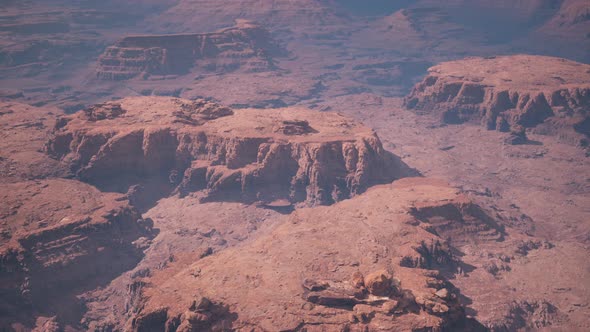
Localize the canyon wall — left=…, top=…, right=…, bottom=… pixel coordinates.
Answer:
left=0, top=179, right=154, bottom=326
left=96, top=20, right=283, bottom=80
left=404, top=55, right=590, bottom=148
left=46, top=97, right=405, bottom=206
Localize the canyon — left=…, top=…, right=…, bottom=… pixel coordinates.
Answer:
left=0, top=1, right=589, bottom=331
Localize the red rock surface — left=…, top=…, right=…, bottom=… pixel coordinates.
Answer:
left=315, top=94, right=590, bottom=331
left=0, top=102, right=66, bottom=182
left=127, top=178, right=489, bottom=331
left=47, top=97, right=405, bottom=206
left=404, top=55, right=590, bottom=148
left=96, top=20, right=283, bottom=80
left=0, top=100, right=154, bottom=329
left=0, top=179, right=153, bottom=328
left=0, top=1, right=589, bottom=331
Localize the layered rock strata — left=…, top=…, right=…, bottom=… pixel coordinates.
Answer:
left=404, top=55, right=590, bottom=147
left=46, top=96, right=401, bottom=206
left=0, top=179, right=154, bottom=326
left=125, top=178, right=499, bottom=331
left=96, top=20, right=283, bottom=80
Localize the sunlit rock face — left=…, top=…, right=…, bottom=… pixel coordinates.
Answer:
left=405, top=55, right=590, bottom=147
left=47, top=96, right=405, bottom=206
left=96, top=20, right=284, bottom=80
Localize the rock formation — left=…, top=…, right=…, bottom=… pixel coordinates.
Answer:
left=123, top=178, right=492, bottom=331
left=404, top=55, right=590, bottom=148
left=0, top=101, right=156, bottom=328
left=0, top=179, right=154, bottom=327
left=2, top=2, right=590, bottom=330
left=46, top=96, right=403, bottom=206
left=96, top=20, right=283, bottom=80
left=0, top=102, right=67, bottom=183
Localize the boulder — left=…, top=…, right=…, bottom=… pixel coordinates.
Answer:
left=364, top=270, right=394, bottom=297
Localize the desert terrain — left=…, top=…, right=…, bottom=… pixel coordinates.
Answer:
left=0, top=1, right=589, bottom=331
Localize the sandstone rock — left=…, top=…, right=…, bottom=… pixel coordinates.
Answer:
left=432, top=302, right=450, bottom=314
left=302, top=279, right=330, bottom=292
left=0, top=102, right=67, bottom=183
left=492, top=300, right=562, bottom=331
left=96, top=20, right=284, bottom=80
left=305, top=291, right=359, bottom=307
left=483, top=260, right=511, bottom=276
left=32, top=316, right=60, bottom=332
left=382, top=300, right=399, bottom=314
left=46, top=96, right=402, bottom=206
left=274, top=120, right=316, bottom=135
left=364, top=270, right=394, bottom=297
left=153, top=0, right=344, bottom=36
left=132, top=298, right=234, bottom=332
left=131, top=307, right=169, bottom=332
left=404, top=55, right=590, bottom=148
left=406, top=240, right=458, bottom=269
left=515, top=239, right=554, bottom=256
left=189, top=296, right=211, bottom=312
left=353, top=304, right=376, bottom=323
left=416, top=296, right=449, bottom=315
left=351, top=271, right=365, bottom=288
left=83, top=102, right=126, bottom=121
left=435, top=288, right=450, bottom=300
left=126, top=178, right=501, bottom=331
left=504, top=127, right=529, bottom=145
left=409, top=198, right=505, bottom=247
left=0, top=179, right=154, bottom=328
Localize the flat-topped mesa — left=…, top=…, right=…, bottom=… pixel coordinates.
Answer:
left=46, top=97, right=402, bottom=206
left=404, top=55, right=590, bottom=147
left=96, top=20, right=284, bottom=80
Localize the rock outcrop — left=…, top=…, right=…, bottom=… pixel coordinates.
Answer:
left=96, top=20, right=283, bottom=80
left=46, top=96, right=403, bottom=206
left=0, top=102, right=67, bottom=183
left=0, top=102, right=155, bottom=328
left=0, top=179, right=154, bottom=327
left=404, top=55, right=590, bottom=148
left=123, top=178, right=486, bottom=331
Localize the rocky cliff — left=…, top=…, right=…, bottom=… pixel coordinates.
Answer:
left=96, top=20, right=283, bottom=80
left=404, top=55, right=590, bottom=148
left=46, top=96, right=404, bottom=206
left=124, top=178, right=496, bottom=331
left=0, top=179, right=154, bottom=327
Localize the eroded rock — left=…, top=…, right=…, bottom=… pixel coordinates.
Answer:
left=0, top=179, right=154, bottom=325
left=96, top=20, right=284, bottom=80
left=128, top=178, right=493, bottom=331
left=364, top=270, right=395, bottom=296
left=46, top=96, right=402, bottom=206
left=404, top=55, right=590, bottom=148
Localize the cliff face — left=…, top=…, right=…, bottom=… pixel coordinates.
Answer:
left=96, top=20, right=284, bottom=80
left=46, top=97, right=403, bottom=206
left=404, top=55, right=590, bottom=147
left=0, top=179, right=154, bottom=325
left=125, top=178, right=499, bottom=331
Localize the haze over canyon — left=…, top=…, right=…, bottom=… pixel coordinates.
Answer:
left=0, top=1, right=589, bottom=331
